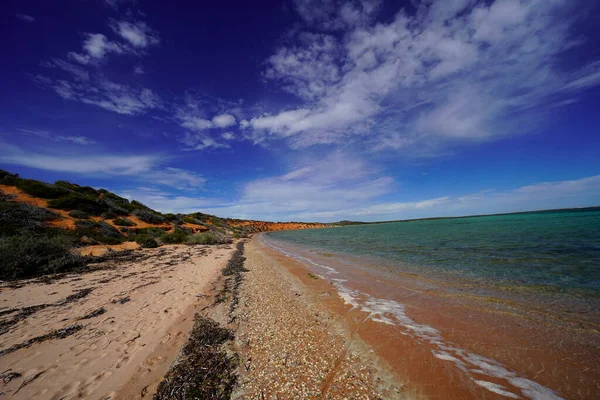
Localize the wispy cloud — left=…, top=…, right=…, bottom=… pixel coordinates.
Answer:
left=202, top=150, right=394, bottom=220
left=16, top=13, right=35, bottom=23
left=116, top=187, right=221, bottom=214
left=20, top=129, right=96, bottom=145
left=291, top=175, right=600, bottom=221
left=243, top=0, right=600, bottom=152
left=174, top=95, right=240, bottom=150
left=133, top=65, right=146, bottom=75
left=33, top=75, right=162, bottom=115
left=110, top=20, right=159, bottom=48
left=0, top=143, right=205, bottom=190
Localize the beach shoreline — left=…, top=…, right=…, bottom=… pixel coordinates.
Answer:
left=258, top=234, right=600, bottom=400
left=1, top=233, right=598, bottom=399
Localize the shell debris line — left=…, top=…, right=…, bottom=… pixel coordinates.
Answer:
left=231, top=239, right=413, bottom=400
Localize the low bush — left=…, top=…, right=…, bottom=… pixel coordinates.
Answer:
left=186, top=232, right=230, bottom=245
left=54, top=181, right=97, bottom=196
left=1, top=197, right=60, bottom=235
left=101, top=211, right=117, bottom=219
left=48, top=193, right=110, bottom=215
left=161, top=229, right=189, bottom=244
left=132, top=208, right=166, bottom=224
left=68, top=210, right=89, bottom=219
left=135, top=227, right=167, bottom=237
left=0, top=170, right=18, bottom=186
left=16, top=179, right=70, bottom=199
left=75, top=220, right=124, bottom=245
left=163, top=213, right=178, bottom=221
left=183, top=216, right=209, bottom=226
left=0, top=231, right=86, bottom=280
left=135, top=235, right=159, bottom=248
left=113, top=217, right=136, bottom=226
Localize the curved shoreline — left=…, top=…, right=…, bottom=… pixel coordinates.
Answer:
left=259, top=234, right=600, bottom=399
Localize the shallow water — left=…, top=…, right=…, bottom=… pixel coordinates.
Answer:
left=267, top=209, right=600, bottom=296
left=264, top=209, right=600, bottom=399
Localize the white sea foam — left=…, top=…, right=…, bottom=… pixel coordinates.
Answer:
left=476, top=380, right=521, bottom=398
left=262, top=236, right=563, bottom=400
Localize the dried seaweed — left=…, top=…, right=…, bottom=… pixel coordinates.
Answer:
left=78, top=307, right=106, bottom=320
left=0, top=369, right=21, bottom=384
left=213, top=242, right=248, bottom=323
left=0, top=304, right=51, bottom=335
left=0, top=324, right=84, bottom=358
left=58, top=288, right=94, bottom=304
left=153, top=315, right=238, bottom=400
left=111, top=296, right=130, bottom=305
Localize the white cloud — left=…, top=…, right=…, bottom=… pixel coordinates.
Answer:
left=292, top=0, right=382, bottom=31
left=179, top=132, right=230, bottom=151
left=19, top=129, right=96, bottom=145
left=174, top=97, right=239, bottom=150
left=0, top=143, right=205, bottom=190
left=111, top=20, right=160, bottom=48
left=115, top=188, right=221, bottom=214
left=36, top=76, right=162, bottom=115
left=221, top=132, right=235, bottom=140
left=212, top=114, right=236, bottom=128
left=247, top=0, right=600, bottom=151
left=133, top=65, right=146, bottom=75
left=69, top=33, right=125, bottom=64
left=16, top=13, right=35, bottom=23
left=202, top=150, right=394, bottom=220
left=42, top=59, right=90, bottom=81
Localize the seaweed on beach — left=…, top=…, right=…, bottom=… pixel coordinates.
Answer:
left=0, top=324, right=84, bottom=358
left=78, top=307, right=106, bottom=320
left=0, top=304, right=51, bottom=335
left=111, top=296, right=130, bottom=305
left=153, top=314, right=238, bottom=400
left=213, top=242, right=248, bottom=323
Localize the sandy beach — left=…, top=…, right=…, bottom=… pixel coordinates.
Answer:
left=2, top=233, right=598, bottom=399
left=0, top=244, right=235, bottom=399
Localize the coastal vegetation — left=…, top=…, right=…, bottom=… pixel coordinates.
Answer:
left=0, top=169, right=328, bottom=281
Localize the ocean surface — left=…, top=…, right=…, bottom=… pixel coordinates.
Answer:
left=263, top=209, right=600, bottom=399
left=266, top=209, right=600, bottom=297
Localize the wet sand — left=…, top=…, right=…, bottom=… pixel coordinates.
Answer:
left=0, top=244, right=235, bottom=399
left=259, top=236, right=600, bottom=400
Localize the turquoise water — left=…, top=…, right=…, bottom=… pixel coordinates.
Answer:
left=266, top=209, right=600, bottom=295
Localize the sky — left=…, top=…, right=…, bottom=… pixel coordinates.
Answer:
left=1, top=0, right=600, bottom=222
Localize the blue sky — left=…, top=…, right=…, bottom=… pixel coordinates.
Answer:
left=2, top=0, right=600, bottom=222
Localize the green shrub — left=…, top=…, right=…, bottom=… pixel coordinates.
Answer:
left=131, top=200, right=148, bottom=209
left=186, top=232, right=225, bottom=245
left=135, top=235, right=159, bottom=248
left=161, top=229, right=189, bottom=244
left=0, top=231, right=86, bottom=280
left=1, top=197, right=60, bottom=235
left=132, top=208, right=166, bottom=224
left=48, top=193, right=110, bottom=215
left=113, top=217, right=136, bottom=226
left=75, top=220, right=124, bottom=245
left=135, top=227, right=167, bottom=237
left=183, top=217, right=205, bottom=226
left=163, top=213, right=178, bottom=221
left=101, top=211, right=117, bottom=219
left=55, top=181, right=97, bottom=196
left=0, top=170, right=18, bottom=186
left=16, top=179, right=70, bottom=199
left=68, top=210, right=89, bottom=219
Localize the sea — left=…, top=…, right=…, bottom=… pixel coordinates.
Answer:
left=265, top=209, right=600, bottom=297
left=262, top=208, right=600, bottom=400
